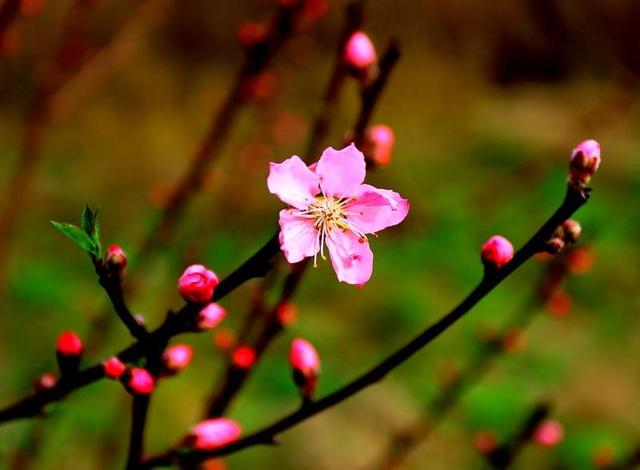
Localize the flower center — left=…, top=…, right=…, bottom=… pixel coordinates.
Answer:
left=297, top=196, right=365, bottom=267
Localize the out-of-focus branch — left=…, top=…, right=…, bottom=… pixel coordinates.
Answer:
left=0, top=0, right=20, bottom=47
left=143, top=185, right=591, bottom=468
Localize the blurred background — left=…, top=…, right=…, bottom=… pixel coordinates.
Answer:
left=0, top=0, right=639, bottom=468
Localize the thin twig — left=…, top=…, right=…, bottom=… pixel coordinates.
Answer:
left=142, top=187, right=590, bottom=468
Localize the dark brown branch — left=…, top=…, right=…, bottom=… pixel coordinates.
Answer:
left=138, top=2, right=305, bottom=257
left=0, top=0, right=20, bottom=46
left=126, top=395, right=151, bottom=470
left=143, top=186, right=590, bottom=468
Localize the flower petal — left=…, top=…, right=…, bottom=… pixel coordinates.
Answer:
left=326, top=229, right=373, bottom=285
left=315, top=144, right=366, bottom=198
left=268, top=156, right=320, bottom=209
left=278, top=209, right=320, bottom=263
left=344, top=184, right=409, bottom=234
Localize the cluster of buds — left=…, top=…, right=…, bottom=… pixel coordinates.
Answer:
left=183, top=418, right=242, bottom=451
left=481, top=235, right=514, bottom=270
left=343, top=31, right=377, bottom=82
left=56, top=331, right=84, bottom=377
left=102, top=357, right=155, bottom=395
left=178, top=264, right=219, bottom=304
left=568, top=139, right=601, bottom=191
left=545, top=219, right=582, bottom=254
left=363, top=124, right=395, bottom=166
left=289, top=338, right=320, bottom=401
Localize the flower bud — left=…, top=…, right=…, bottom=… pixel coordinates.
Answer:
left=289, top=338, right=320, bottom=400
left=364, top=124, right=395, bottom=166
left=213, top=328, right=236, bottom=351
left=103, top=356, right=126, bottom=379
left=545, top=236, right=565, bottom=254
left=474, top=429, right=498, bottom=454
left=481, top=235, right=514, bottom=269
left=196, top=303, right=226, bottom=331
left=56, top=331, right=83, bottom=377
left=162, top=344, right=193, bottom=375
left=105, top=244, right=127, bottom=274
left=231, top=345, right=256, bottom=369
left=178, top=264, right=219, bottom=304
left=561, top=219, right=582, bottom=244
left=124, top=367, right=155, bottom=395
left=236, top=21, right=267, bottom=49
left=344, top=31, right=377, bottom=70
left=184, top=418, right=242, bottom=451
left=533, top=419, right=564, bottom=447
left=276, top=301, right=298, bottom=326
left=569, top=139, right=601, bottom=188
left=34, top=372, right=57, bottom=392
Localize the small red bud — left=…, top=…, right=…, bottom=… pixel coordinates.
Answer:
left=196, top=303, right=226, bottom=331
left=231, top=346, right=256, bottom=369
left=103, top=356, right=126, bottom=379
left=125, top=367, right=155, bottom=395
left=105, top=244, right=127, bottom=273
left=34, top=372, right=57, bottom=392
left=162, top=344, right=193, bottom=375
left=481, top=235, right=514, bottom=269
left=236, top=21, right=267, bottom=48
left=178, top=264, right=219, bottom=304
left=276, top=301, right=298, bottom=326
left=289, top=338, right=320, bottom=400
left=566, top=247, right=594, bottom=275
left=56, top=331, right=83, bottom=356
left=547, top=289, right=572, bottom=317
left=533, top=420, right=564, bottom=447
left=474, top=429, right=499, bottom=454
left=569, top=139, right=601, bottom=189
left=344, top=31, right=377, bottom=70
left=213, top=328, right=236, bottom=351
left=184, top=418, right=241, bottom=451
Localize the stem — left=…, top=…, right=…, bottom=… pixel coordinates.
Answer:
left=126, top=395, right=151, bottom=469
left=143, top=188, right=589, bottom=468
left=0, top=0, right=20, bottom=46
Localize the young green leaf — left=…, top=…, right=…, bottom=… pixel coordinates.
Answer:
left=50, top=221, right=94, bottom=256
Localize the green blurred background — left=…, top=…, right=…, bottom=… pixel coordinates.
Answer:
left=0, top=0, right=639, bottom=468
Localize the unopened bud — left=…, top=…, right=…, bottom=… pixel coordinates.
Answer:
left=561, top=220, right=582, bottom=244
left=533, top=420, right=564, bottom=447
left=184, top=418, right=241, bottom=451
left=474, top=429, right=499, bottom=454
left=162, top=344, right=193, bottom=375
left=124, top=367, right=155, bottom=395
left=289, top=338, right=320, bottom=400
left=34, top=372, right=57, bottom=392
left=344, top=31, right=377, bottom=70
left=545, top=236, right=565, bottom=254
left=56, top=331, right=83, bottom=376
left=105, top=244, right=127, bottom=274
left=213, top=328, right=236, bottom=351
left=178, top=264, right=219, bottom=304
left=276, top=301, right=298, bottom=326
left=196, top=303, right=226, bottom=331
left=569, top=139, right=601, bottom=189
left=481, top=235, right=514, bottom=269
left=231, top=345, right=256, bottom=369
left=103, top=356, right=126, bottom=379
left=364, top=124, right=395, bottom=166
left=236, top=21, right=266, bottom=49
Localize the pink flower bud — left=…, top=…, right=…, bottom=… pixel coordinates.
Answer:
left=290, top=338, right=320, bottom=399
left=231, top=345, right=256, bottom=369
left=236, top=21, right=267, bottom=48
left=533, top=419, right=564, bottom=447
left=185, top=418, right=241, bottom=451
left=178, top=264, right=219, bottom=304
left=125, top=367, right=155, bottom=395
left=56, top=331, right=83, bottom=356
left=344, top=31, right=377, bottom=70
left=162, top=344, right=193, bottom=374
left=105, top=244, right=127, bottom=273
left=569, top=139, right=601, bottom=187
left=197, top=303, right=226, bottom=331
left=34, top=372, right=57, bottom=392
left=365, top=124, right=395, bottom=166
left=481, top=235, right=514, bottom=269
left=103, top=356, right=126, bottom=379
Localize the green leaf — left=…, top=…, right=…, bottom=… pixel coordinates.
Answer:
left=50, top=221, right=94, bottom=255
left=80, top=205, right=102, bottom=257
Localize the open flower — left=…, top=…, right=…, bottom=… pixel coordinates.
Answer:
left=268, top=144, right=409, bottom=285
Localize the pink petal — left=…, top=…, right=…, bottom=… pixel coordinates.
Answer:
left=278, top=209, right=320, bottom=263
left=326, top=229, right=373, bottom=285
left=315, top=144, right=366, bottom=198
left=344, top=184, right=409, bottom=234
left=268, top=155, right=320, bottom=209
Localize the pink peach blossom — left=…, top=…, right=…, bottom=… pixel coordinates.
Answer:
left=187, top=418, right=242, bottom=451
left=268, top=144, right=409, bottom=285
left=344, top=31, right=377, bottom=69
